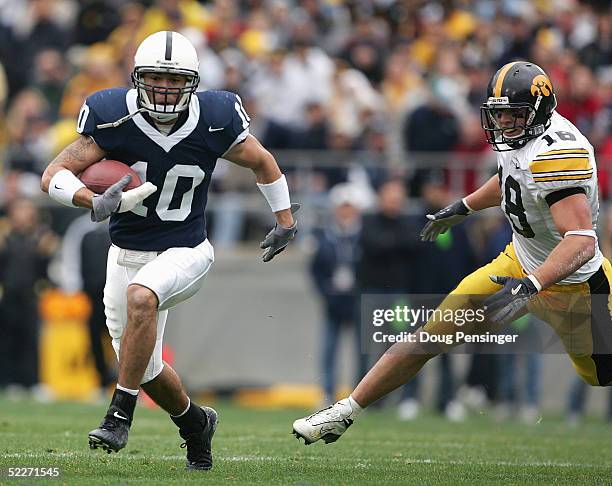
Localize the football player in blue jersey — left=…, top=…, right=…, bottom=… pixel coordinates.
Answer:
left=41, top=31, right=298, bottom=470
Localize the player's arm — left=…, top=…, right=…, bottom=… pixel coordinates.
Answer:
left=40, top=135, right=106, bottom=209
left=464, top=174, right=501, bottom=210
left=41, top=135, right=157, bottom=221
left=531, top=193, right=596, bottom=289
left=224, top=134, right=299, bottom=262
left=484, top=191, right=596, bottom=325
left=224, top=134, right=295, bottom=228
left=421, top=174, right=500, bottom=241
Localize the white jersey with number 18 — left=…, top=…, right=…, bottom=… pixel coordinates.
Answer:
left=496, top=111, right=602, bottom=284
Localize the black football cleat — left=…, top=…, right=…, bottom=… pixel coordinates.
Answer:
left=88, top=406, right=131, bottom=454
left=179, top=406, right=218, bottom=471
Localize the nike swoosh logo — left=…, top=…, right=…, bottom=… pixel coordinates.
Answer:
left=54, top=184, right=63, bottom=190
left=511, top=284, right=522, bottom=295
left=209, top=126, right=224, bottom=132
left=113, top=411, right=129, bottom=421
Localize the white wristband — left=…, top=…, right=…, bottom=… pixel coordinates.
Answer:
left=257, top=174, right=291, bottom=212
left=564, top=229, right=597, bottom=239
left=461, top=197, right=475, bottom=213
left=526, top=274, right=543, bottom=292
left=49, top=169, right=86, bottom=208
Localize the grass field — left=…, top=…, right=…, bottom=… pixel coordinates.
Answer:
left=1, top=397, right=611, bottom=485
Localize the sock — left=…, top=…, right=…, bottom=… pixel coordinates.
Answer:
left=108, top=387, right=138, bottom=423
left=170, top=399, right=207, bottom=434
left=172, top=398, right=191, bottom=418
left=116, top=384, right=139, bottom=396
left=346, top=395, right=364, bottom=418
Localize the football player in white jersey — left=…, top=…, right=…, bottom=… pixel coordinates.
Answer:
left=292, top=61, right=612, bottom=445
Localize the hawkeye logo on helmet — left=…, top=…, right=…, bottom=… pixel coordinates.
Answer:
left=531, top=75, right=552, bottom=97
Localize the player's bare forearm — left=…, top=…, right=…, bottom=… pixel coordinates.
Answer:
left=532, top=235, right=595, bottom=288
left=533, top=193, right=596, bottom=288
left=464, top=174, right=501, bottom=210
left=225, top=134, right=294, bottom=228
left=225, top=134, right=282, bottom=182
left=70, top=188, right=95, bottom=209
left=41, top=135, right=105, bottom=208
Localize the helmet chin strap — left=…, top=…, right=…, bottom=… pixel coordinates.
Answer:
left=148, top=110, right=180, bottom=123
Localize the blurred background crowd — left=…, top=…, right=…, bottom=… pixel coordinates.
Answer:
left=0, top=0, right=612, bottom=424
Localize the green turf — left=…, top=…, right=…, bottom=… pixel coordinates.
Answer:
left=0, top=397, right=611, bottom=485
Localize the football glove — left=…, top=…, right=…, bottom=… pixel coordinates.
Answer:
left=420, top=199, right=472, bottom=242
left=260, top=203, right=300, bottom=262
left=483, top=275, right=539, bottom=326
left=91, top=175, right=157, bottom=222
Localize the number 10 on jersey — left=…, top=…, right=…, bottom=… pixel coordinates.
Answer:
left=130, top=162, right=205, bottom=221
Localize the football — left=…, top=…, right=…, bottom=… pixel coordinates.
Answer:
left=79, top=159, right=142, bottom=194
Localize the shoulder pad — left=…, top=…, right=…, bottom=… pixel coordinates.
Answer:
left=85, top=88, right=130, bottom=124
left=196, top=90, right=250, bottom=155
left=529, top=145, right=592, bottom=184
left=197, top=90, right=239, bottom=129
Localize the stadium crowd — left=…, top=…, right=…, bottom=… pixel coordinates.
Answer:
left=0, top=0, right=611, bottom=420
left=1, top=0, right=611, bottom=200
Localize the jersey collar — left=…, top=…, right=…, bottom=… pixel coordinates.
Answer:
left=126, top=89, right=199, bottom=153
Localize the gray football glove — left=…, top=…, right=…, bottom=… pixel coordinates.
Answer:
left=91, top=175, right=157, bottom=222
left=420, top=199, right=472, bottom=242
left=260, top=203, right=300, bottom=262
left=484, top=275, right=539, bottom=326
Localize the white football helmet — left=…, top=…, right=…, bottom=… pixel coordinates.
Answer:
left=132, top=31, right=200, bottom=122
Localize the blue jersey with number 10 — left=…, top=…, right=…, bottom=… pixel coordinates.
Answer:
left=77, top=88, right=250, bottom=251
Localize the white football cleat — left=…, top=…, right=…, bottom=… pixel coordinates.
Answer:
left=292, top=399, right=356, bottom=445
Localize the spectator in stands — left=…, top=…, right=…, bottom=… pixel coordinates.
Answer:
left=403, top=80, right=460, bottom=199
left=310, top=183, right=363, bottom=405
left=73, top=0, right=121, bottom=46
left=556, top=64, right=603, bottom=138
left=397, top=181, right=477, bottom=422
left=5, top=89, right=51, bottom=174
left=278, top=23, right=334, bottom=130
left=340, top=15, right=388, bottom=86
left=137, top=0, right=208, bottom=43
left=250, top=49, right=299, bottom=136
left=59, top=42, right=124, bottom=119
left=106, top=2, right=146, bottom=77
left=566, top=375, right=612, bottom=426
left=357, top=179, right=420, bottom=293
left=495, top=313, right=544, bottom=424
left=357, top=179, right=421, bottom=385
left=296, top=101, right=330, bottom=151
left=30, top=49, right=70, bottom=120
left=0, top=198, right=58, bottom=396
left=328, top=59, right=383, bottom=146
left=8, top=0, right=70, bottom=98
left=61, top=215, right=115, bottom=395
left=457, top=214, right=511, bottom=410
left=579, top=13, right=612, bottom=72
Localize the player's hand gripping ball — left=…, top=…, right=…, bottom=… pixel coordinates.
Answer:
left=80, top=160, right=157, bottom=222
